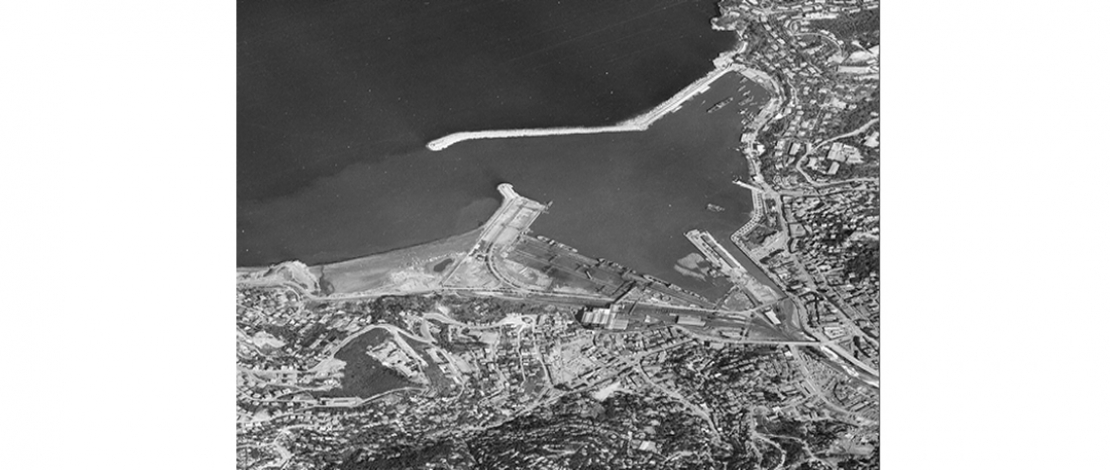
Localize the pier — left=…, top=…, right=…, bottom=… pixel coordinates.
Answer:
left=684, top=229, right=747, bottom=279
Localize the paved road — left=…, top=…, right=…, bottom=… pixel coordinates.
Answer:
left=587, top=338, right=721, bottom=437
left=788, top=345, right=866, bottom=421
left=794, top=118, right=880, bottom=188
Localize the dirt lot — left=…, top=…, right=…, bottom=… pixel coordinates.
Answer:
left=313, top=228, right=481, bottom=294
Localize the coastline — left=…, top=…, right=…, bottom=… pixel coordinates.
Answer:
left=427, top=56, right=740, bottom=151
left=240, top=45, right=794, bottom=300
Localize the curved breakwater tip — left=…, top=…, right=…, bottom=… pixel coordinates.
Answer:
left=496, top=182, right=518, bottom=199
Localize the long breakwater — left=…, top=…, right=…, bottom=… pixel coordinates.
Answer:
left=427, top=60, right=740, bottom=151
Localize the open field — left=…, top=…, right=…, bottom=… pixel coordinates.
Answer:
left=312, top=228, right=482, bottom=295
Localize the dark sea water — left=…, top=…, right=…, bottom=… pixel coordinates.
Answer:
left=239, top=0, right=764, bottom=295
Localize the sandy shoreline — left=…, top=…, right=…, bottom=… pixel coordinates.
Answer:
left=427, top=59, right=739, bottom=151
left=236, top=186, right=522, bottom=278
